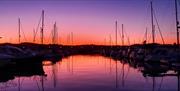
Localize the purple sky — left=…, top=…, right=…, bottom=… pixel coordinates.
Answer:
left=0, top=0, right=178, bottom=45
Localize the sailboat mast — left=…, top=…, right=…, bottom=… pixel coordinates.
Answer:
left=122, top=24, right=124, bottom=46
left=41, top=10, right=45, bottom=91
left=151, top=1, right=155, bottom=43
left=18, top=18, right=21, bottom=43
left=115, top=21, right=118, bottom=45
left=52, top=22, right=55, bottom=44
left=175, top=0, right=180, bottom=46
left=41, top=10, right=44, bottom=44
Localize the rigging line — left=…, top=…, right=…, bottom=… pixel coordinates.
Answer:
left=141, top=32, right=145, bottom=43
left=178, top=0, right=180, bottom=9
left=108, top=22, right=117, bottom=45
left=153, top=9, right=165, bottom=44
left=119, top=62, right=126, bottom=81
left=47, top=29, right=53, bottom=44
left=110, top=22, right=116, bottom=37
left=142, top=28, right=149, bottom=44
left=34, top=15, right=42, bottom=41
left=124, top=28, right=130, bottom=45
left=20, top=23, right=27, bottom=42
left=158, top=77, right=164, bottom=91
left=142, top=28, right=147, bottom=42
left=20, top=77, right=25, bottom=86
left=109, top=35, right=113, bottom=44
left=147, top=31, right=151, bottom=43
left=125, top=65, right=130, bottom=79
left=117, top=62, right=122, bottom=81
left=118, top=27, right=122, bottom=43
left=33, top=76, right=41, bottom=91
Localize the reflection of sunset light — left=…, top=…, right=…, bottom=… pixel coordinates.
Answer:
left=3, top=55, right=178, bottom=91
left=43, top=60, right=53, bottom=66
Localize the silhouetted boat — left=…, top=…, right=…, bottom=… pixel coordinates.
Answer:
left=0, top=59, right=45, bottom=82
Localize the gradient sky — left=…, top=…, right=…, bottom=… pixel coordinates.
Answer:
left=0, top=0, right=178, bottom=45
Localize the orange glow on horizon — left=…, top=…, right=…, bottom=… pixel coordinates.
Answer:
left=0, top=36, right=176, bottom=45
left=0, top=26, right=177, bottom=45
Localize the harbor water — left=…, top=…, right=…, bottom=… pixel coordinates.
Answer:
left=0, top=55, right=178, bottom=91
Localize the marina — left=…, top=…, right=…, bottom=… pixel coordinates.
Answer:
left=0, top=0, right=180, bottom=91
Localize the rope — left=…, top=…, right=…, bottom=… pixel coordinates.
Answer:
left=20, top=77, right=25, bottom=86
left=158, top=77, right=164, bottom=91
left=34, top=15, right=42, bottom=42
left=118, top=27, right=122, bottom=44
left=118, top=25, right=130, bottom=45
left=178, top=0, right=180, bottom=9
left=33, top=76, right=41, bottom=91
left=47, top=29, right=53, bottom=44
left=125, top=65, right=130, bottom=79
left=124, top=28, right=131, bottom=45
left=153, top=9, right=165, bottom=44
left=143, top=28, right=148, bottom=43
left=147, top=30, right=152, bottom=43
left=20, top=22, right=27, bottom=42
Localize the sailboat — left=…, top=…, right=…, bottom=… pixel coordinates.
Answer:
left=144, top=1, right=176, bottom=63
left=0, top=10, right=47, bottom=65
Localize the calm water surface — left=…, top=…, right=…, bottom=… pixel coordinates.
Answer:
left=0, top=55, right=179, bottom=91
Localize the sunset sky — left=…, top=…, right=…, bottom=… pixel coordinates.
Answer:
left=0, top=0, right=178, bottom=45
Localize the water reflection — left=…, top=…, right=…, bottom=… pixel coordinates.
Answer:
left=0, top=55, right=179, bottom=91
